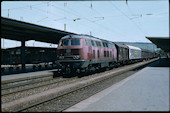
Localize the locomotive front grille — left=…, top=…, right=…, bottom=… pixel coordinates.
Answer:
left=64, top=56, right=73, bottom=60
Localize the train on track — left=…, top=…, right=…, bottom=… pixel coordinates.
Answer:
left=57, top=34, right=159, bottom=75
left=1, top=47, right=58, bottom=65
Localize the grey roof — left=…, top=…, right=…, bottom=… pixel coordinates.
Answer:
left=1, top=17, right=77, bottom=44
left=146, top=36, right=170, bottom=52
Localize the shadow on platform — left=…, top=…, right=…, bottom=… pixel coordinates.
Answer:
left=147, top=58, right=170, bottom=67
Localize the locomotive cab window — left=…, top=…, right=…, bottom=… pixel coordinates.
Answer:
left=71, top=39, right=80, bottom=45
left=59, top=39, right=69, bottom=46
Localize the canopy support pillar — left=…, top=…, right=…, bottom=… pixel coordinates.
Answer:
left=21, top=40, right=26, bottom=72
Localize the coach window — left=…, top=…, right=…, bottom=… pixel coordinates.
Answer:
left=110, top=51, right=112, bottom=57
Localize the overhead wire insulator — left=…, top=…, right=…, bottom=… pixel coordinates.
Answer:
left=73, top=18, right=80, bottom=21
left=90, top=0, right=93, bottom=9
left=126, top=0, right=128, bottom=5
left=8, top=9, right=9, bottom=18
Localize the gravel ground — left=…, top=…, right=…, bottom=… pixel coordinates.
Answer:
left=1, top=75, right=53, bottom=88
left=2, top=76, right=64, bottom=95
left=1, top=61, right=145, bottom=104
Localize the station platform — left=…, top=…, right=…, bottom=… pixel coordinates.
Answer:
left=65, top=58, right=170, bottom=111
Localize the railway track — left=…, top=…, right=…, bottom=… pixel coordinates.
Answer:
left=1, top=76, right=74, bottom=96
left=1, top=76, right=78, bottom=104
left=2, top=58, right=158, bottom=112
left=13, top=68, right=141, bottom=112
left=13, top=61, right=150, bottom=112
left=1, top=75, right=52, bottom=90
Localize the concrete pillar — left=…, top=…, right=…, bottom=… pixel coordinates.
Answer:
left=21, top=40, right=25, bottom=72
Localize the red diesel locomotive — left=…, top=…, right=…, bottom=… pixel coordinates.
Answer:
left=57, top=34, right=117, bottom=74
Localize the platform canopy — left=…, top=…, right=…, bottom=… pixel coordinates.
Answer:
left=1, top=17, right=77, bottom=44
left=146, top=37, right=170, bottom=52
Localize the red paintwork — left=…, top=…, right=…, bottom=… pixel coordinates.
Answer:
left=58, top=38, right=117, bottom=61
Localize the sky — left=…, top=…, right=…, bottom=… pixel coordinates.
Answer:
left=1, top=0, right=169, bottom=48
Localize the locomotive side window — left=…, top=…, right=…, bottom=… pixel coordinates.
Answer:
left=100, top=42, right=104, bottom=47
left=91, top=40, right=94, bottom=46
left=96, top=41, right=102, bottom=47
left=71, top=39, right=80, bottom=45
left=93, top=50, right=95, bottom=58
left=88, top=40, right=92, bottom=46
left=94, top=41, right=97, bottom=46
left=105, top=43, right=108, bottom=47
left=85, top=39, right=88, bottom=46
left=107, top=51, right=109, bottom=57
left=102, top=42, right=108, bottom=48
left=102, top=42, right=106, bottom=47
left=112, top=44, right=116, bottom=49
left=104, top=51, right=106, bottom=57
left=99, top=42, right=102, bottom=47
left=98, top=50, right=100, bottom=58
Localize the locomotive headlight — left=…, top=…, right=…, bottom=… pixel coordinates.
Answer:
left=73, top=55, right=80, bottom=59
left=76, top=56, right=80, bottom=59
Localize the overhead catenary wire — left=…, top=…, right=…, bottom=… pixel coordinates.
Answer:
left=109, top=1, right=148, bottom=36
left=50, top=2, right=127, bottom=40
left=77, top=1, right=131, bottom=39
left=2, top=2, right=46, bottom=11
left=2, top=1, right=128, bottom=40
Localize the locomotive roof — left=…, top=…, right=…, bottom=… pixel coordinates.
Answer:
left=126, top=45, right=141, bottom=50
left=61, top=34, right=108, bottom=42
left=113, top=43, right=128, bottom=48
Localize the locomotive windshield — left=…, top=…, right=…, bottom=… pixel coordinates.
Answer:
left=59, top=39, right=69, bottom=46
left=71, top=39, right=80, bottom=45
left=59, top=38, right=81, bottom=46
